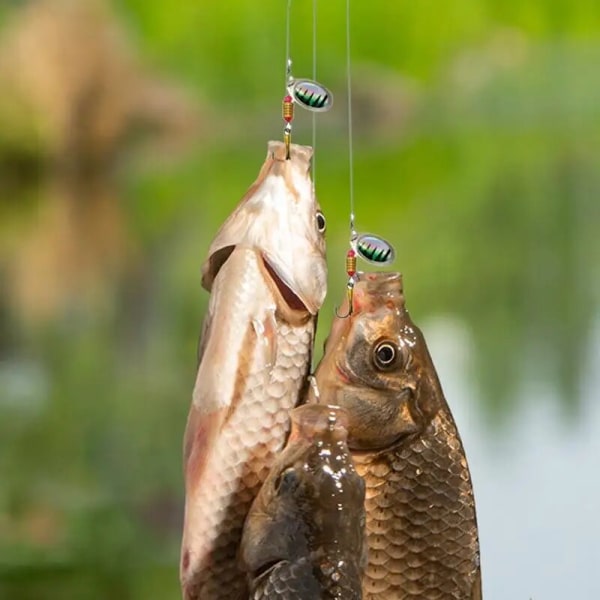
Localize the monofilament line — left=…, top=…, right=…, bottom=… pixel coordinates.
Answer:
left=285, top=0, right=292, bottom=84
left=346, top=0, right=355, bottom=234
left=312, top=0, right=317, bottom=180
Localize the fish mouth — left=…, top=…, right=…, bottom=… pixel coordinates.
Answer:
left=262, top=255, right=309, bottom=313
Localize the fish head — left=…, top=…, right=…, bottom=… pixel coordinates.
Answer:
left=201, top=141, right=327, bottom=316
left=314, top=271, right=443, bottom=450
left=240, top=404, right=366, bottom=578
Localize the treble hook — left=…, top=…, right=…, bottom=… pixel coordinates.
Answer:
left=335, top=277, right=355, bottom=318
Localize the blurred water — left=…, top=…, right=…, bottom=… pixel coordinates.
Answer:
left=427, top=314, right=600, bottom=600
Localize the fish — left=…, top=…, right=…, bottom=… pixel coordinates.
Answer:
left=180, top=141, right=328, bottom=600
left=313, top=271, right=481, bottom=600
left=240, top=403, right=367, bottom=600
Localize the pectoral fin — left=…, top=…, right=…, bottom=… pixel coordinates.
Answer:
left=183, top=402, right=226, bottom=491
left=252, top=311, right=278, bottom=369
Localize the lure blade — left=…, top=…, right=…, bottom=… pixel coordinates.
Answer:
left=288, top=79, right=333, bottom=112
left=354, top=234, right=395, bottom=265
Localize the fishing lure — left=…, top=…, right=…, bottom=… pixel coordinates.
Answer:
left=281, top=1, right=333, bottom=158
left=337, top=0, right=395, bottom=318
left=337, top=230, right=395, bottom=318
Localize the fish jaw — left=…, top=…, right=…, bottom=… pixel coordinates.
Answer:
left=201, top=141, right=327, bottom=316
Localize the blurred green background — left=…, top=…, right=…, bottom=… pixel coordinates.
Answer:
left=0, top=0, right=599, bottom=598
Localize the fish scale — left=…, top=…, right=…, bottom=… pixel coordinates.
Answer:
left=357, top=406, right=479, bottom=598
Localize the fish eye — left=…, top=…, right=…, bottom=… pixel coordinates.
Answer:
left=316, top=211, right=326, bottom=233
left=373, top=341, right=398, bottom=370
left=275, top=467, right=299, bottom=494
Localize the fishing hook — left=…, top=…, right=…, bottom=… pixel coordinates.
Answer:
left=335, top=277, right=355, bottom=319
left=335, top=248, right=357, bottom=318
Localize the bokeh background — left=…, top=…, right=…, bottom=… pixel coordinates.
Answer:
left=1, top=0, right=599, bottom=598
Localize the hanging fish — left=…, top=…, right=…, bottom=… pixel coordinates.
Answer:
left=180, top=141, right=328, bottom=600
left=312, top=271, right=481, bottom=600
left=241, top=404, right=367, bottom=600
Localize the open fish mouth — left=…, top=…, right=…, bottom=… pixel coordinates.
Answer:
left=262, top=256, right=308, bottom=312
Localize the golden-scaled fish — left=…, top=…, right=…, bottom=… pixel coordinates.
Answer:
left=180, top=142, right=327, bottom=600
left=240, top=404, right=367, bottom=600
left=313, top=272, right=481, bottom=600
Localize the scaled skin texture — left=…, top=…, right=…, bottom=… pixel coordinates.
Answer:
left=313, top=272, right=481, bottom=600
left=181, top=142, right=327, bottom=600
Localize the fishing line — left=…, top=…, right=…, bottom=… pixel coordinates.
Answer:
left=281, top=0, right=332, bottom=159
left=336, top=0, right=396, bottom=318
left=346, top=0, right=355, bottom=235
left=285, top=0, right=292, bottom=85
left=312, top=0, right=317, bottom=180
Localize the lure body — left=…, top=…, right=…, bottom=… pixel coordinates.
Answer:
left=314, top=272, right=481, bottom=600
left=241, top=404, right=367, bottom=600
left=288, top=78, right=333, bottom=111
left=354, top=233, right=394, bottom=264
left=181, top=142, right=327, bottom=600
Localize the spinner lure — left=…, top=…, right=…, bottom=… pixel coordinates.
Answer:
left=337, top=228, right=396, bottom=318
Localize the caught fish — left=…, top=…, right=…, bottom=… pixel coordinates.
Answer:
left=240, top=404, right=367, bottom=600
left=313, top=272, right=481, bottom=600
left=180, top=141, right=327, bottom=600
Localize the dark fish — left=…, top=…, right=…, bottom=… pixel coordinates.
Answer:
left=313, top=272, right=481, bottom=600
left=240, top=404, right=367, bottom=600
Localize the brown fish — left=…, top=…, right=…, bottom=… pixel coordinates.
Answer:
left=180, top=141, right=327, bottom=599
left=240, top=404, right=367, bottom=600
left=313, top=272, right=481, bottom=599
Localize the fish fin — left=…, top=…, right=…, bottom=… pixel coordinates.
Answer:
left=470, top=566, right=483, bottom=600
left=252, top=311, right=278, bottom=369
left=219, top=312, right=277, bottom=423
left=185, top=310, right=276, bottom=488
left=182, top=401, right=226, bottom=491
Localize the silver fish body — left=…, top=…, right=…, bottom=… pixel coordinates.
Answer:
left=180, top=142, right=327, bottom=600
left=241, top=404, right=367, bottom=600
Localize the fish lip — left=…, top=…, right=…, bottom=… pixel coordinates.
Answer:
left=261, top=254, right=311, bottom=313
